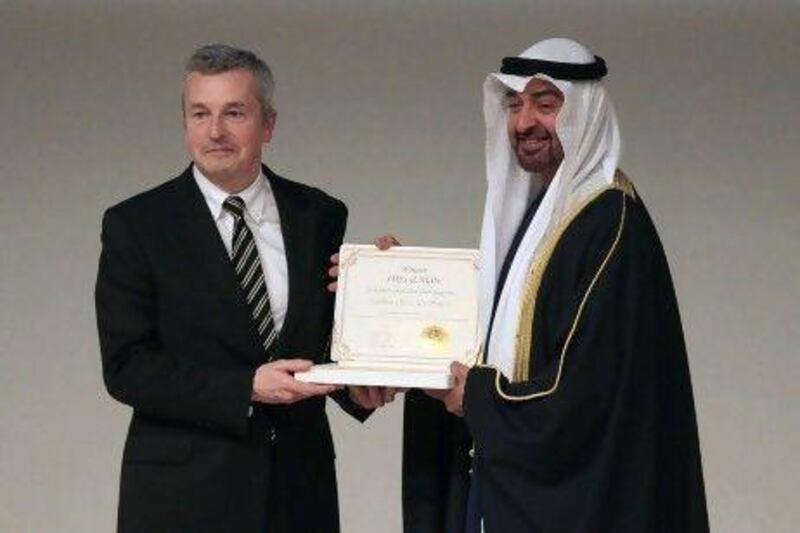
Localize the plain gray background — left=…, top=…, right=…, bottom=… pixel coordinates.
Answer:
left=1, top=1, right=798, bottom=531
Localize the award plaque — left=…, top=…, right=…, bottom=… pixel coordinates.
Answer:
left=294, top=244, right=481, bottom=389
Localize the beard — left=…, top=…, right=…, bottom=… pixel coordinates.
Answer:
left=513, top=126, right=564, bottom=176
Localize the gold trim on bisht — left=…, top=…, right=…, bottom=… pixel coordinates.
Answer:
left=479, top=170, right=634, bottom=402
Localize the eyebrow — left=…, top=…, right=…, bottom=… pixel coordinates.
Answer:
left=503, top=88, right=562, bottom=100
left=186, top=101, right=248, bottom=111
left=531, top=89, right=562, bottom=99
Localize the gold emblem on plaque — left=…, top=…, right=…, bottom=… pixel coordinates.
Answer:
left=420, top=324, right=449, bottom=354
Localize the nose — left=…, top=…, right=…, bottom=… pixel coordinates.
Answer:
left=515, top=103, right=540, bottom=133
left=209, top=114, right=227, bottom=140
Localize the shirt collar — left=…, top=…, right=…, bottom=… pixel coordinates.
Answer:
left=192, top=165, right=275, bottom=224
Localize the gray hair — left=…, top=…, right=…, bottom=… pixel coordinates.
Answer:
left=185, top=43, right=275, bottom=117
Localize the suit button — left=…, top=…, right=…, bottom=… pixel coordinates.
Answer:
left=268, top=428, right=277, bottom=442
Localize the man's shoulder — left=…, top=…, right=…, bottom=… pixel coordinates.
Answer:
left=575, top=173, right=648, bottom=224
left=566, top=174, right=660, bottom=254
left=104, top=167, right=190, bottom=218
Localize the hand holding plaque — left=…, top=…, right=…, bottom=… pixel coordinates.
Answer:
left=295, top=244, right=481, bottom=389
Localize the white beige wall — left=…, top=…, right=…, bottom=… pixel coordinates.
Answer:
left=1, top=1, right=798, bottom=531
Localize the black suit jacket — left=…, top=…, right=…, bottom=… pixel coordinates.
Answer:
left=96, top=165, right=367, bottom=533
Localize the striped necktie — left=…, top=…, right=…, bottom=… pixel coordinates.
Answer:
left=223, top=196, right=277, bottom=357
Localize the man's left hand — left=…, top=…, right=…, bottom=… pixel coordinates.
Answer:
left=327, top=235, right=401, bottom=293
left=327, top=253, right=340, bottom=293
left=424, top=362, right=468, bottom=417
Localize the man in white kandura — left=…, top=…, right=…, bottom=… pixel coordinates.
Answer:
left=402, top=37, right=710, bottom=533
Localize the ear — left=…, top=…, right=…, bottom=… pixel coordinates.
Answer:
left=262, top=111, right=277, bottom=143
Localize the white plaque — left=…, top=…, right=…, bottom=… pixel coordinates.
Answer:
left=295, top=244, right=481, bottom=389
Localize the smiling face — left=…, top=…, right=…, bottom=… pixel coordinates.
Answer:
left=183, top=68, right=276, bottom=192
left=505, top=77, right=565, bottom=184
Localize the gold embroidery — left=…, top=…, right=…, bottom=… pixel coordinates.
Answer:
left=467, top=344, right=484, bottom=367
left=492, top=172, right=631, bottom=401
left=614, top=170, right=636, bottom=200
left=511, top=199, right=601, bottom=381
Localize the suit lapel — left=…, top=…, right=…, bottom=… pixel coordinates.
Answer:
left=172, top=167, right=266, bottom=365
left=266, top=166, right=315, bottom=355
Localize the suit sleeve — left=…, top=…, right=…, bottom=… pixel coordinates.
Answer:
left=317, top=199, right=373, bottom=422
left=96, top=208, right=254, bottom=437
left=463, top=193, right=658, bottom=477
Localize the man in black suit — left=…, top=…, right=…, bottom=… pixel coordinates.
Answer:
left=96, top=43, right=368, bottom=533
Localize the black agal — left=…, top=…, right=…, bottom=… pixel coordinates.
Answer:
left=500, top=55, right=607, bottom=80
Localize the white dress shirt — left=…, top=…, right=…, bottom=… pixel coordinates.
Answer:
left=193, top=166, right=288, bottom=333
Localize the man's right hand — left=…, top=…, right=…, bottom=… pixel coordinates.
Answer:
left=251, top=359, right=339, bottom=404
left=423, top=361, right=468, bottom=417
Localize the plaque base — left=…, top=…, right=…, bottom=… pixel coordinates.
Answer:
left=295, top=364, right=454, bottom=389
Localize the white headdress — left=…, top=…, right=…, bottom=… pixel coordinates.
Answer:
left=479, top=37, right=622, bottom=378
